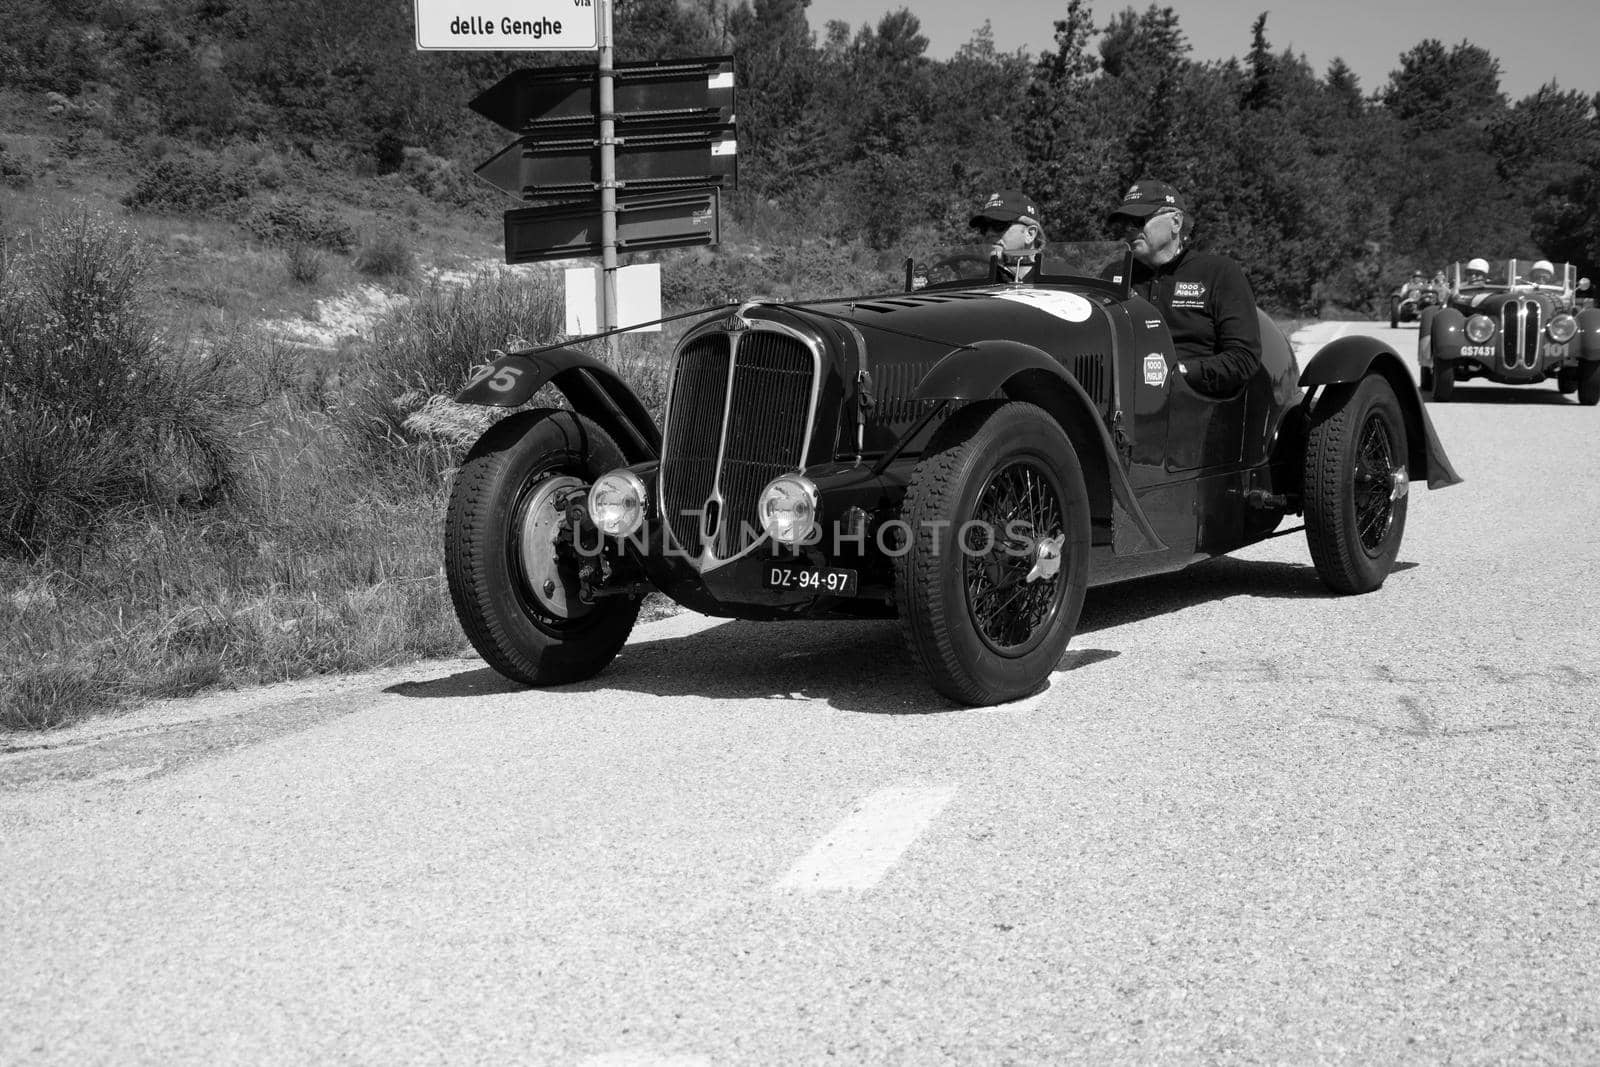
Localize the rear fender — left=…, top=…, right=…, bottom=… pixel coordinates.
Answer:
left=913, top=341, right=1167, bottom=555
left=1299, top=337, right=1462, bottom=490
left=1579, top=307, right=1600, bottom=362
left=455, top=346, right=660, bottom=463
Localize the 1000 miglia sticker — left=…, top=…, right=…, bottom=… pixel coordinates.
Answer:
left=991, top=290, right=1094, bottom=323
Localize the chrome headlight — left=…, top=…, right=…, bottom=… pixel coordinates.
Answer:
left=759, top=474, right=819, bottom=545
left=587, top=469, right=648, bottom=537
left=1465, top=315, right=1496, bottom=343
left=1548, top=314, right=1578, bottom=344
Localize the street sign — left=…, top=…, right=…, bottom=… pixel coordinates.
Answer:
left=470, top=56, right=735, bottom=132
left=414, top=0, right=598, bottom=50
left=476, top=121, right=736, bottom=199
left=503, top=188, right=721, bottom=264
left=566, top=264, right=661, bottom=334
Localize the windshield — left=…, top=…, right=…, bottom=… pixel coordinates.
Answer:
left=1451, top=259, right=1575, bottom=293
left=904, top=241, right=1133, bottom=295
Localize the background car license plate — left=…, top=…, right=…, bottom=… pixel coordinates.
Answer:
left=764, top=564, right=858, bottom=596
left=1459, top=345, right=1494, bottom=357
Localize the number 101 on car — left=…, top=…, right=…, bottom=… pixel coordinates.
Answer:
left=764, top=565, right=858, bottom=596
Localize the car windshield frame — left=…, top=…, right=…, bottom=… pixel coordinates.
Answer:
left=905, top=241, right=1133, bottom=299
left=1451, top=258, right=1576, bottom=296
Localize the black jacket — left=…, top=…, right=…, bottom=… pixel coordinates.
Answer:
left=1129, top=247, right=1262, bottom=396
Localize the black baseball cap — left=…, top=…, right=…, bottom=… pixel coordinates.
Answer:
left=971, top=189, right=1041, bottom=229
left=1107, top=179, right=1186, bottom=222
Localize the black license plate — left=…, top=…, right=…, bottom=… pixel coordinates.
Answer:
left=762, top=564, right=859, bottom=596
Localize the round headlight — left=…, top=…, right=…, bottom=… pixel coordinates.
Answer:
left=1547, top=313, right=1578, bottom=344
left=1465, top=314, right=1496, bottom=343
left=587, top=469, right=648, bottom=537
left=759, top=474, right=819, bottom=545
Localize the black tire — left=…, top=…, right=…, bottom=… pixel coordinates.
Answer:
left=1579, top=362, right=1600, bottom=407
left=1303, top=376, right=1411, bottom=595
left=1430, top=355, right=1455, bottom=402
left=895, top=400, right=1091, bottom=706
left=1389, top=299, right=1399, bottom=330
left=445, top=409, right=641, bottom=686
left=1557, top=368, right=1578, bottom=395
left=1419, top=366, right=1433, bottom=391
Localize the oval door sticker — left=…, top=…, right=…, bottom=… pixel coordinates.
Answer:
left=992, top=290, right=1093, bottom=323
left=1143, top=353, right=1167, bottom=386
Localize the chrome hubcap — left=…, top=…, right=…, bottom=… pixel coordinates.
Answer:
left=516, top=475, right=587, bottom=619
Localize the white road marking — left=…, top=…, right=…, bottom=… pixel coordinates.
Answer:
left=775, top=783, right=956, bottom=892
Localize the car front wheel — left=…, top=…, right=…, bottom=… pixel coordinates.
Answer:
left=1303, top=376, right=1411, bottom=594
left=445, top=409, right=642, bottom=686
left=1578, top=362, right=1600, bottom=407
left=896, top=400, right=1091, bottom=706
left=1430, top=356, right=1455, bottom=401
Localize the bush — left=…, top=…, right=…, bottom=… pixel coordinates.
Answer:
left=243, top=194, right=357, bottom=252
left=353, top=226, right=415, bottom=280
left=121, top=151, right=254, bottom=214
left=0, top=209, right=246, bottom=555
left=335, top=270, right=566, bottom=458
left=285, top=242, right=325, bottom=284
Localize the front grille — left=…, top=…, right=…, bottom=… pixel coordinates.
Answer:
left=1500, top=299, right=1541, bottom=368
left=659, top=328, right=817, bottom=561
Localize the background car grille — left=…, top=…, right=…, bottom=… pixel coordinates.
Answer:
left=1500, top=299, right=1541, bottom=368
left=660, top=329, right=817, bottom=561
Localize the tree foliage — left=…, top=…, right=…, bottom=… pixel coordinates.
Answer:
left=9, top=0, right=1600, bottom=312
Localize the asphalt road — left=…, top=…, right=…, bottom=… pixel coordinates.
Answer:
left=4, top=320, right=1599, bottom=1065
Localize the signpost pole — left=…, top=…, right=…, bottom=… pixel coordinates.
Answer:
left=597, top=0, right=620, bottom=361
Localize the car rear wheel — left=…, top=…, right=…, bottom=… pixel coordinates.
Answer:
left=445, top=409, right=641, bottom=686
left=1578, top=362, right=1600, bottom=407
left=1430, top=356, right=1455, bottom=402
left=1389, top=298, right=1399, bottom=330
left=1303, top=376, right=1410, bottom=595
left=896, top=400, right=1091, bottom=706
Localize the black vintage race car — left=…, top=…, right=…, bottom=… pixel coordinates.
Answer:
left=444, top=241, right=1460, bottom=706
left=1418, top=258, right=1600, bottom=403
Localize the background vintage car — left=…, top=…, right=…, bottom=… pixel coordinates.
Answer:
left=1418, top=258, right=1600, bottom=403
left=444, top=242, right=1458, bottom=706
left=1388, top=272, right=1444, bottom=329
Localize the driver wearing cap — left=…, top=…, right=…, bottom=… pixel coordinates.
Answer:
left=1108, top=179, right=1261, bottom=397
left=970, top=189, right=1047, bottom=281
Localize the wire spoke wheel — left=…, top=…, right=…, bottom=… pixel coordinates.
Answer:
left=964, top=460, right=1066, bottom=653
left=1351, top=414, right=1398, bottom=555
left=897, top=400, right=1091, bottom=706
left=1303, top=376, right=1411, bottom=595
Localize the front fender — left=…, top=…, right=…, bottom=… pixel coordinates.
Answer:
left=1430, top=307, right=1466, bottom=358
left=1579, top=307, right=1600, bottom=362
left=1299, top=336, right=1462, bottom=490
left=913, top=341, right=1166, bottom=556
left=455, top=346, right=660, bottom=463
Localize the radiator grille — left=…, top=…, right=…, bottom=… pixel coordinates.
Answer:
left=659, top=329, right=818, bottom=561
left=660, top=336, right=730, bottom=551
left=1500, top=299, right=1541, bottom=368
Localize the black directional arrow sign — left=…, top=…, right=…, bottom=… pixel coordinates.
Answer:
left=476, top=121, right=736, bottom=200
left=502, top=188, right=721, bottom=263
left=470, top=55, right=734, bottom=132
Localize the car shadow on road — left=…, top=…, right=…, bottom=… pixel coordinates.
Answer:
left=387, top=556, right=1405, bottom=714
left=1427, top=386, right=1572, bottom=405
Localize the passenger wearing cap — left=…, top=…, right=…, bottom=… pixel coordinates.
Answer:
left=1528, top=259, right=1556, bottom=287
left=1108, top=179, right=1261, bottom=397
left=970, top=189, right=1046, bottom=280
left=1463, top=258, right=1491, bottom=288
